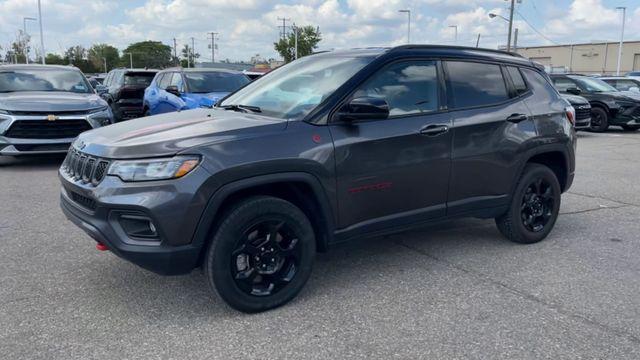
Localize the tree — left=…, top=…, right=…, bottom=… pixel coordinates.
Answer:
left=88, top=44, right=119, bottom=73
left=64, top=45, right=98, bottom=73
left=180, top=44, right=199, bottom=67
left=45, top=53, right=65, bottom=65
left=122, top=41, right=172, bottom=69
left=274, top=25, right=321, bottom=63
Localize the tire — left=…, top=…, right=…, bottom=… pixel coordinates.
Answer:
left=143, top=108, right=151, bottom=117
left=620, top=125, right=640, bottom=132
left=495, top=164, right=562, bottom=244
left=204, top=196, right=316, bottom=313
left=589, top=107, right=609, bottom=132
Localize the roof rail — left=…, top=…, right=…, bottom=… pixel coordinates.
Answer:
left=391, top=44, right=524, bottom=58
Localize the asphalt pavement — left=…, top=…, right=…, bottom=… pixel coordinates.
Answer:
left=1, top=129, right=639, bottom=359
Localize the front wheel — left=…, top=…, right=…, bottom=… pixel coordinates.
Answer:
left=495, top=164, right=561, bottom=244
left=204, top=196, right=316, bottom=313
left=589, top=107, right=609, bottom=132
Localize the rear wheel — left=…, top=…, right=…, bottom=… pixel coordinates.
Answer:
left=204, top=196, right=315, bottom=313
left=495, top=164, right=561, bottom=244
left=589, top=107, right=609, bottom=132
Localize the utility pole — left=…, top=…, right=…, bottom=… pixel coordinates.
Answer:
left=277, top=17, right=290, bottom=39
left=208, top=32, right=218, bottom=63
left=191, top=37, right=195, bottom=68
left=398, top=10, right=410, bottom=44
left=292, top=24, right=298, bottom=60
left=513, top=28, right=519, bottom=52
left=506, top=0, right=515, bottom=52
left=476, top=33, right=481, bottom=48
left=125, top=52, right=133, bottom=68
left=173, top=38, right=178, bottom=66
left=449, top=25, right=458, bottom=44
left=616, top=6, right=626, bottom=75
left=37, top=0, right=45, bottom=64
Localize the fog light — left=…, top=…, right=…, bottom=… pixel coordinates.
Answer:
left=119, top=214, right=158, bottom=239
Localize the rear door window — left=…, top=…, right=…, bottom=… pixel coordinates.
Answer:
left=446, top=61, right=509, bottom=108
left=158, top=72, right=172, bottom=89
left=551, top=77, right=577, bottom=92
left=169, top=73, right=184, bottom=91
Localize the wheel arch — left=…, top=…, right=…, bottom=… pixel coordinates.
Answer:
left=192, top=173, right=336, bottom=266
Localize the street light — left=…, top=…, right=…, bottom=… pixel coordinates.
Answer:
left=37, top=0, right=45, bottom=64
left=22, top=17, right=37, bottom=64
left=449, top=25, right=458, bottom=44
left=488, top=13, right=509, bottom=22
left=616, top=6, right=626, bottom=75
left=489, top=10, right=514, bottom=51
left=398, top=9, right=411, bottom=44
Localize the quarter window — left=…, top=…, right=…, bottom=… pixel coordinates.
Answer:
left=158, top=73, right=172, bottom=89
left=351, top=61, right=439, bottom=117
left=506, top=66, right=528, bottom=96
left=552, top=78, right=577, bottom=92
left=446, top=61, right=509, bottom=108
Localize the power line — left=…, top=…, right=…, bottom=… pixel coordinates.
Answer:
left=515, top=10, right=560, bottom=45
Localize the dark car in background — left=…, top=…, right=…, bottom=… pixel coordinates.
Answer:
left=143, top=68, right=249, bottom=116
left=60, top=46, right=576, bottom=312
left=99, top=68, right=157, bottom=121
left=0, top=65, right=112, bottom=156
left=550, top=74, right=640, bottom=132
left=599, top=76, right=640, bottom=93
left=561, top=94, right=591, bottom=130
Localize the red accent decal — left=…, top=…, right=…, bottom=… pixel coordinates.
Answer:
left=312, top=134, right=322, bottom=143
left=96, top=243, right=109, bottom=251
left=348, top=182, right=393, bottom=194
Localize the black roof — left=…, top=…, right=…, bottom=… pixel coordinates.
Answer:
left=314, top=45, right=533, bottom=67
left=159, top=67, right=244, bottom=74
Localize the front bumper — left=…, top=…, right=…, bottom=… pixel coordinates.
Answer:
left=0, top=113, right=110, bottom=155
left=574, top=116, right=591, bottom=130
left=58, top=162, right=213, bottom=275
left=112, top=99, right=144, bottom=120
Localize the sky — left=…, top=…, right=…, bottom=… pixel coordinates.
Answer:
left=1, top=0, right=639, bottom=62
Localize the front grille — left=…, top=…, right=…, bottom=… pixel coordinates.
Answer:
left=7, top=110, right=90, bottom=116
left=5, top=119, right=92, bottom=139
left=575, top=106, right=591, bottom=120
left=69, top=191, right=97, bottom=211
left=62, top=148, right=110, bottom=186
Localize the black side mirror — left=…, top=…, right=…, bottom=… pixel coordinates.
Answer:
left=337, top=96, right=390, bottom=122
left=566, top=87, right=581, bottom=95
left=165, top=85, right=181, bottom=97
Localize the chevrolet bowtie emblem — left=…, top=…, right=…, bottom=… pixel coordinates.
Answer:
left=47, top=114, right=58, bottom=121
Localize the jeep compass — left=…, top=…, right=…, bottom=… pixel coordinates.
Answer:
left=59, top=46, right=576, bottom=312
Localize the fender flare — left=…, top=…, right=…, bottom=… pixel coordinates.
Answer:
left=510, top=143, right=572, bottom=195
left=190, top=172, right=336, bottom=252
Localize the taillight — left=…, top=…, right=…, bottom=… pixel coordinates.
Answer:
left=565, top=106, right=576, bottom=126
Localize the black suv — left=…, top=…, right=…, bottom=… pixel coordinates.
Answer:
left=99, top=68, right=157, bottom=122
left=550, top=74, right=640, bottom=132
left=59, top=46, right=576, bottom=312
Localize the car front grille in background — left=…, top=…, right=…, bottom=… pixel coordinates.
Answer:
left=575, top=107, right=591, bottom=120
left=5, top=119, right=92, bottom=139
left=62, top=148, right=110, bottom=186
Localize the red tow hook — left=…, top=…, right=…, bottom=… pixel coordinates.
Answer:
left=96, top=242, right=109, bottom=251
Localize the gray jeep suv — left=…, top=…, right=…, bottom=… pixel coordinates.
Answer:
left=0, top=65, right=112, bottom=155
left=59, top=46, right=576, bottom=312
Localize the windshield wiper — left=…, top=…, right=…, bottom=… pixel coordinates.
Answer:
left=219, top=104, right=262, bottom=113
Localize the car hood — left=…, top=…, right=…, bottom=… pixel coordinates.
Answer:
left=75, top=108, right=287, bottom=159
left=0, top=91, right=105, bottom=112
left=561, top=94, right=589, bottom=105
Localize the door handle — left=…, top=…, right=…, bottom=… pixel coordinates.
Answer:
left=506, top=113, right=528, bottom=123
left=419, top=124, right=449, bottom=136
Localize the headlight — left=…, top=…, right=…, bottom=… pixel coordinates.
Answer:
left=107, top=156, right=200, bottom=182
left=87, top=106, right=114, bottom=126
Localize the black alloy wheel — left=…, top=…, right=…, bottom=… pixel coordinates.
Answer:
left=495, top=164, right=561, bottom=244
left=520, top=178, right=555, bottom=233
left=232, top=220, right=301, bottom=297
left=589, top=107, right=609, bottom=132
left=204, top=196, right=315, bottom=313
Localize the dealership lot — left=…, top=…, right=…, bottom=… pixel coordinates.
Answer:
left=1, top=130, right=639, bottom=359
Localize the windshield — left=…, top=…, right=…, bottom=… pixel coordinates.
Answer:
left=124, top=72, right=155, bottom=87
left=219, top=55, right=373, bottom=119
left=0, top=69, right=92, bottom=93
left=185, top=72, right=250, bottom=93
left=572, top=76, right=617, bottom=92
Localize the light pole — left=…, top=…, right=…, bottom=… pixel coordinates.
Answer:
left=616, top=6, right=626, bottom=75
left=489, top=12, right=513, bottom=50
left=124, top=52, right=133, bottom=68
left=292, top=23, right=298, bottom=60
left=398, top=10, right=411, bottom=44
left=37, top=0, right=45, bottom=64
left=23, top=17, right=36, bottom=64
left=449, top=25, right=458, bottom=44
